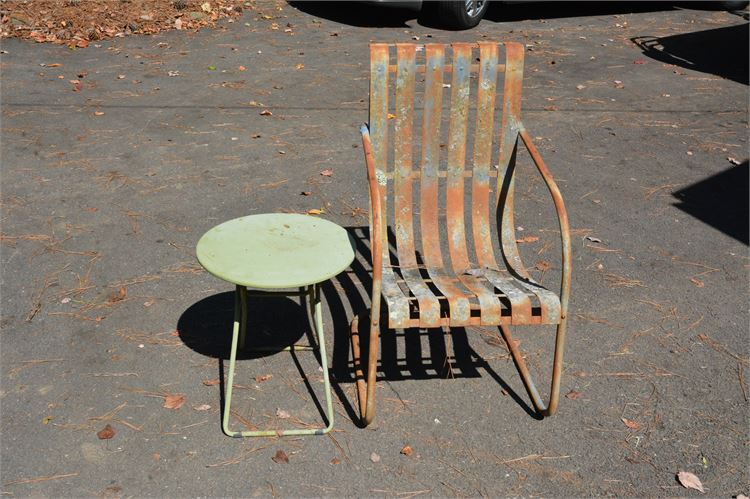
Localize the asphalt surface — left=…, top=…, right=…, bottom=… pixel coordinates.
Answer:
left=1, top=1, right=748, bottom=497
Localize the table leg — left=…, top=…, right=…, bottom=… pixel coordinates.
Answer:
left=222, top=284, right=246, bottom=437
left=311, top=283, right=335, bottom=434
left=221, top=283, right=335, bottom=437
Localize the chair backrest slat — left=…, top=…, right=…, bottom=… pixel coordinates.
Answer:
left=367, top=42, right=525, bottom=273
left=393, top=44, right=418, bottom=268
left=497, top=43, right=530, bottom=278
left=369, top=43, right=391, bottom=261
left=418, top=44, right=446, bottom=268
left=445, top=43, right=473, bottom=272
left=471, top=42, right=500, bottom=269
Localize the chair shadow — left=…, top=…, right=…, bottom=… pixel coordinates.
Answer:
left=632, top=23, right=749, bottom=85
left=325, top=226, right=540, bottom=425
left=672, top=161, right=749, bottom=245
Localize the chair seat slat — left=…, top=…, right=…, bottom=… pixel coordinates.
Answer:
left=400, top=268, right=442, bottom=327
left=482, top=269, right=533, bottom=325
left=381, top=265, right=560, bottom=328
left=381, top=265, right=411, bottom=328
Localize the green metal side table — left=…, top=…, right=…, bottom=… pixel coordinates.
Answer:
left=196, top=213, right=355, bottom=437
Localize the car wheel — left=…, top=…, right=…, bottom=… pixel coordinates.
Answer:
left=435, top=0, right=490, bottom=30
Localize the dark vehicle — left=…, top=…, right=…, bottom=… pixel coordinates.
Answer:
left=378, top=0, right=748, bottom=30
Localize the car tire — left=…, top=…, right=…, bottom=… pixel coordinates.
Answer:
left=434, top=0, right=490, bottom=30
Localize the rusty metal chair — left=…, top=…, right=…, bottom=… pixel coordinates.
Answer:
left=350, top=42, right=572, bottom=425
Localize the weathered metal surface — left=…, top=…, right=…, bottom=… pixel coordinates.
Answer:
left=392, top=43, right=442, bottom=328
left=519, top=126, right=572, bottom=415
left=369, top=44, right=391, bottom=266
left=387, top=63, right=505, bottom=74
left=471, top=42, right=500, bottom=270
left=354, top=42, right=573, bottom=424
left=497, top=42, right=530, bottom=280
left=445, top=43, right=472, bottom=273
left=417, top=44, right=472, bottom=325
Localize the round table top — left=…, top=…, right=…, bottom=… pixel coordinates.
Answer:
left=196, top=213, right=355, bottom=289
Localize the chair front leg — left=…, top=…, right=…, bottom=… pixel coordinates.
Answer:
left=499, top=318, right=568, bottom=417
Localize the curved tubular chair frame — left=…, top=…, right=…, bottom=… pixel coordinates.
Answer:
left=350, top=42, right=572, bottom=426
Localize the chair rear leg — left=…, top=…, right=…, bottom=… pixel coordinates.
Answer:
left=499, top=319, right=568, bottom=417
left=349, top=312, right=380, bottom=426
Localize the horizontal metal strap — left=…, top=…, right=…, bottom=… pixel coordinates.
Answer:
left=387, top=64, right=506, bottom=74
left=383, top=169, right=498, bottom=180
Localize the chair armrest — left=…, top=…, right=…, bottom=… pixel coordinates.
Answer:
left=360, top=125, right=384, bottom=299
left=518, top=127, right=572, bottom=316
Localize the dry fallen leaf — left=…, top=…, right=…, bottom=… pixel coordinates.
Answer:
left=97, top=424, right=116, bottom=440
left=330, top=457, right=341, bottom=465
left=689, top=277, right=705, bottom=288
left=621, top=417, right=641, bottom=430
left=370, top=452, right=381, bottom=463
left=516, top=236, right=540, bottom=244
left=46, top=63, right=63, bottom=67
left=295, top=63, right=304, bottom=70
left=307, top=209, right=324, bottom=215
left=255, top=374, right=273, bottom=383
left=320, top=169, right=333, bottom=177
left=272, top=449, right=289, bottom=464
left=677, top=471, right=705, bottom=493
left=163, top=394, right=186, bottom=410
left=387, top=113, right=397, bottom=119
left=276, top=408, right=291, bottom=419
left=565, top=390, right=583, bottom=400
left=202, top=379, right=220, bottom=386
left=400, top=445, right=413, bottom=457
left=535, top=260, right=552, bottom=272
left=107, top=286, right=127, bottom=304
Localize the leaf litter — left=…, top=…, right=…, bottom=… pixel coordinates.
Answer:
left=1, top=0, right=247, bottom=46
